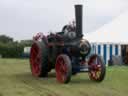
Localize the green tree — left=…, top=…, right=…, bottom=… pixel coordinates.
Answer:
left=0, top=35, right=13, bottom=43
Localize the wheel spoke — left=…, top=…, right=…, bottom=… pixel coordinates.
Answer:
left=96, top=71, right=101, bottom=78
left=62, top=75, right=66, bottom=82
left=92, top=71, right=96, bottom=78
left=61, top=63, right=67, bottom=72
left=32, top=48, right=37, bottom=56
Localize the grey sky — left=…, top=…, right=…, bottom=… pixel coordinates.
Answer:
left=0, top=0, right=128, bottom=41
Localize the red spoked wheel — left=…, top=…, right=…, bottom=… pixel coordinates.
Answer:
left=30, top=42, right=41, bottom=76
left=30, top=41, right=48, bottom=77
left=55, top=54, right=72, bottom=84
left=88, top=55, right=106, bottom=82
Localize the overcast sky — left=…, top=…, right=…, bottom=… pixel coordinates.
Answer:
left=0, top=0, right=128, bottom=41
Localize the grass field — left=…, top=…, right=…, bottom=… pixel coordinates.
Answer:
left=0, top=59, right=128, bottom=96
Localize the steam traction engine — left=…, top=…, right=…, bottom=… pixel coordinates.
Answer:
left=30, top=5, right=106, bottom=83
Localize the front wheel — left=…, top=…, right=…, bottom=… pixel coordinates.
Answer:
left=55, top=54, right=72, bottom=84
left=88, top=55, right=106, bottom=82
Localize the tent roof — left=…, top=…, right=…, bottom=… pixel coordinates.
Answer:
left=84, top=11, right=128, bottom=44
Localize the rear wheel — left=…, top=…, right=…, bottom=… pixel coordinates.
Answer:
left=88, top=55, right=106, bottom=82
left=30, top=41, right=48, bottom=77
left=55, top=54, right=72, bottom=84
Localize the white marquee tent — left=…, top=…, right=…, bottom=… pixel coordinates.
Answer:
left=84, top=11, right=128, bottom=44
left=83, top=11, right=128, bottom=64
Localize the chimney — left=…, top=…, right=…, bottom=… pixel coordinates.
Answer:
left=75, top=5, right=83, bottom=38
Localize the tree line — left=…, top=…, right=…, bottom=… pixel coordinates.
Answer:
left=0, top=35, right=32, bottom=58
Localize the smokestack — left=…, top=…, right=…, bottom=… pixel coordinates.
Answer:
left=75, top=5, right=83, bottom=38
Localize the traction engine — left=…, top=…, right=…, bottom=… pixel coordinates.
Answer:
left=30, top=5, right=106, bottom=83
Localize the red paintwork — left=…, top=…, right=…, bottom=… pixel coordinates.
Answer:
left=30, top=43, right=41, bottom=76
left=88, top=55, right=102, bottom=80
left=55, top=56, right=68, bottom=83
left=33, top=32, right=44, bottom=41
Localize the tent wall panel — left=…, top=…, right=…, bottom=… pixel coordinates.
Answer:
left=110, top=44, right=113, bottom=60
left=112, top=44, right=115, bottom=56
left=115, top=45, right=118, bottom=55
left=118, top=45, right=121, bottom=56
left=90, top=43, right=122, bottom=65
left=103, top=44, right=107, bottom=64
left=98, top=45, right=101, bottom=55
left=106, top=44, right=110, bottom=65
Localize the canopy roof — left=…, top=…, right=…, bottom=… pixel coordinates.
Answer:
left=84, top=11, right=128, bottom=44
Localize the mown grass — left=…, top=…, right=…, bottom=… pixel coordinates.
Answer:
left=0, top=58, right=128, bottom=96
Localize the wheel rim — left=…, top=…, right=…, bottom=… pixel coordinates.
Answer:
left=56, top=56, right=68, bottom=83
left=30, top=43, right=41, bottom=76
left=88, top=55, right=102, bottom=80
